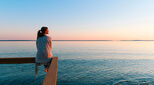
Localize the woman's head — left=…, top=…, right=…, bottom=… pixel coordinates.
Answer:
left=37, top=27, right=49, bottom=39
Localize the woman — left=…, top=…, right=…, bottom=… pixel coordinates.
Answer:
left=36, top=27, right=53, bottom=72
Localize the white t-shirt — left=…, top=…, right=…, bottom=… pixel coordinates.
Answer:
left=36, top=35, right=53, bottom=63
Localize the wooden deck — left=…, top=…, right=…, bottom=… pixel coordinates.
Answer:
left=43, top=57, right=58, bottom=85
left=0, top=56, right=58, bottom=85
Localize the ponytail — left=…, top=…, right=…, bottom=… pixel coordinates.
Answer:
left=37, top=30, right=42, bottom=39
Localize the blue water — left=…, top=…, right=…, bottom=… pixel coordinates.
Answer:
left=0, top=41, right=154, bottom=85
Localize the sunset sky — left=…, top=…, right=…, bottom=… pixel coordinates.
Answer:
left=0, top=0, right=154, bottom=40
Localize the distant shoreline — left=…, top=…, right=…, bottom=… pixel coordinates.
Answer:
left=0, top=40, right=154, bottom=41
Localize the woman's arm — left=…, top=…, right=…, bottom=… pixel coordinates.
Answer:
left=47, top=36, right=52, bottom=49
left=50, top=37, right=52, bottom=49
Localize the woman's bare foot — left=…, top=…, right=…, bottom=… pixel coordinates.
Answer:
left=45, top=68, right=48, bottom=72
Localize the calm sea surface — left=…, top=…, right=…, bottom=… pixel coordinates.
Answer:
left=0, top=41, right=154, bottom=85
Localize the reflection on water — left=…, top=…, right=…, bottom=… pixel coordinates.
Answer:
left=0, top=41, right=154, bottom=85
left=53, top=41, right=154, bottom=60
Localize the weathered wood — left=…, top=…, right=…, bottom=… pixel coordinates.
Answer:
left=43, top=57, right=58, bottom=85
left=0, top=57, right=35, bottom=64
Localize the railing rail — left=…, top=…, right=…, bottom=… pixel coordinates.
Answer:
left=0, top=57, right=35, bottom=64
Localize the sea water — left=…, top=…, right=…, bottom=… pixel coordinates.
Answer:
left=0, top=41, right=154, bottom=85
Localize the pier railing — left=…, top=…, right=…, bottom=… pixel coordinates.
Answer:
left=0, top=56, right=58, bottom=85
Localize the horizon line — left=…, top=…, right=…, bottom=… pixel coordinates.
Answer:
left=1, top=40, right=154, bottom=41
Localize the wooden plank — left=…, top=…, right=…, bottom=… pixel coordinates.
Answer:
left=43, top=57, right=58, bottom=85
left=0, top=57, right=35, bottom=64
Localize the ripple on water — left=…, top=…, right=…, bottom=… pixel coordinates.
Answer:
left=114, top=77, right=154, bottom=85
left=0, top=59, right=154, bottom=85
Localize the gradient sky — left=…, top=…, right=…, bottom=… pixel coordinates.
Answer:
left=0, top=0, right=154, bottom=40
